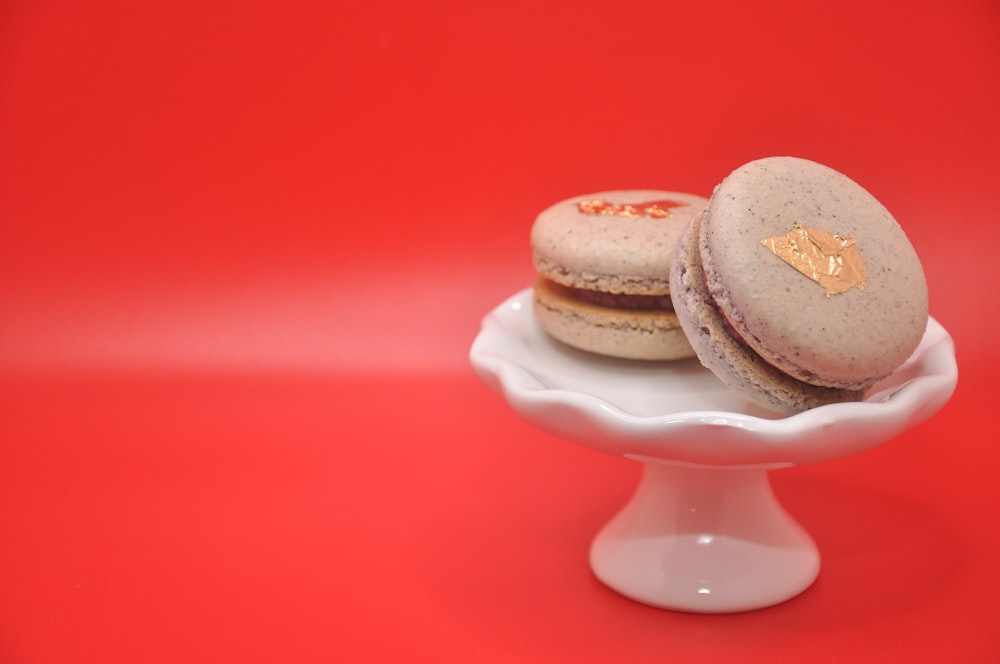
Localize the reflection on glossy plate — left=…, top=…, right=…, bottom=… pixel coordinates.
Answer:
left=470, top=288, right=957, bottom=469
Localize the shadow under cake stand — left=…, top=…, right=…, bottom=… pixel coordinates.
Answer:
left=470, top=288, right=957, bottom=613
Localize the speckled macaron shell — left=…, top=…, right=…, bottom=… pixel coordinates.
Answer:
left=533, top=277, right=695, bottom=361
left=701, top=157, right=928, bottom=392
left=671, top=212, right=866, bottom=414
left=530, top=190, right=707, bottom=361
left=531, top=190, right=709, bottom=295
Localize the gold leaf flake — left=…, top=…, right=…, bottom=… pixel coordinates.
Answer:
left=761, top=222, right=867, bottom=296
left=577, top=199, right=686, bottom=219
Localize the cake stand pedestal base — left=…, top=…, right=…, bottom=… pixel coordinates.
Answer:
left=590, top=462, right=820, bottom=613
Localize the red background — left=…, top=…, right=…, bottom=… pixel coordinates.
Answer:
left=1, top=1, right=998, bottom=662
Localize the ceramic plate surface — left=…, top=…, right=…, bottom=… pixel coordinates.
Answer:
left=470, top=288, right=957, bottom=468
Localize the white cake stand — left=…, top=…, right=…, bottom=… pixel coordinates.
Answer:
left=469, top=288, right=957, bottom=613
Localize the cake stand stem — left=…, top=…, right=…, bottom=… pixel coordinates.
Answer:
left=589, top=462, right=819, bottom=613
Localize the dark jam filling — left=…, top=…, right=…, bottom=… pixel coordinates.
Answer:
left=701, top=270, right=752, bottom=347
left=568, top=286, right=674, bottom=311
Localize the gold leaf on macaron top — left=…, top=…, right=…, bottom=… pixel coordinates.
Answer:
left=761, top=222, right=867, bottom=296
left=576, top=199, right=687, bottom=219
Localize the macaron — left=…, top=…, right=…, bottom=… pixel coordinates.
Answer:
left=531, top=190, right=708, bottom=360
left=669, top=156, right=929, bottom=414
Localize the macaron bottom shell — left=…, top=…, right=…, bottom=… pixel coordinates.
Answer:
left=533, top=278, right=695, bottom=362
left=669, top=214, right=865, bottom=415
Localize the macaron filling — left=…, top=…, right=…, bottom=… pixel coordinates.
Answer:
left=701, top=270, right=747, bottom=345
left=564, top=283, right=674, bottom=311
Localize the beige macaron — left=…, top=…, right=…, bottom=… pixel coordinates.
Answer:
left=531, top=190, right=708, bottom=360
left=669, top=157, right=929, bottom=414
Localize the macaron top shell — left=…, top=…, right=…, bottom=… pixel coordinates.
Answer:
left=701, top=157, right=928, bottom=390
left=532, top=190, right=708, bottom=295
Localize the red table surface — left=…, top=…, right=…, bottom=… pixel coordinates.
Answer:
left=1, top=1, right=998, bottom=662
